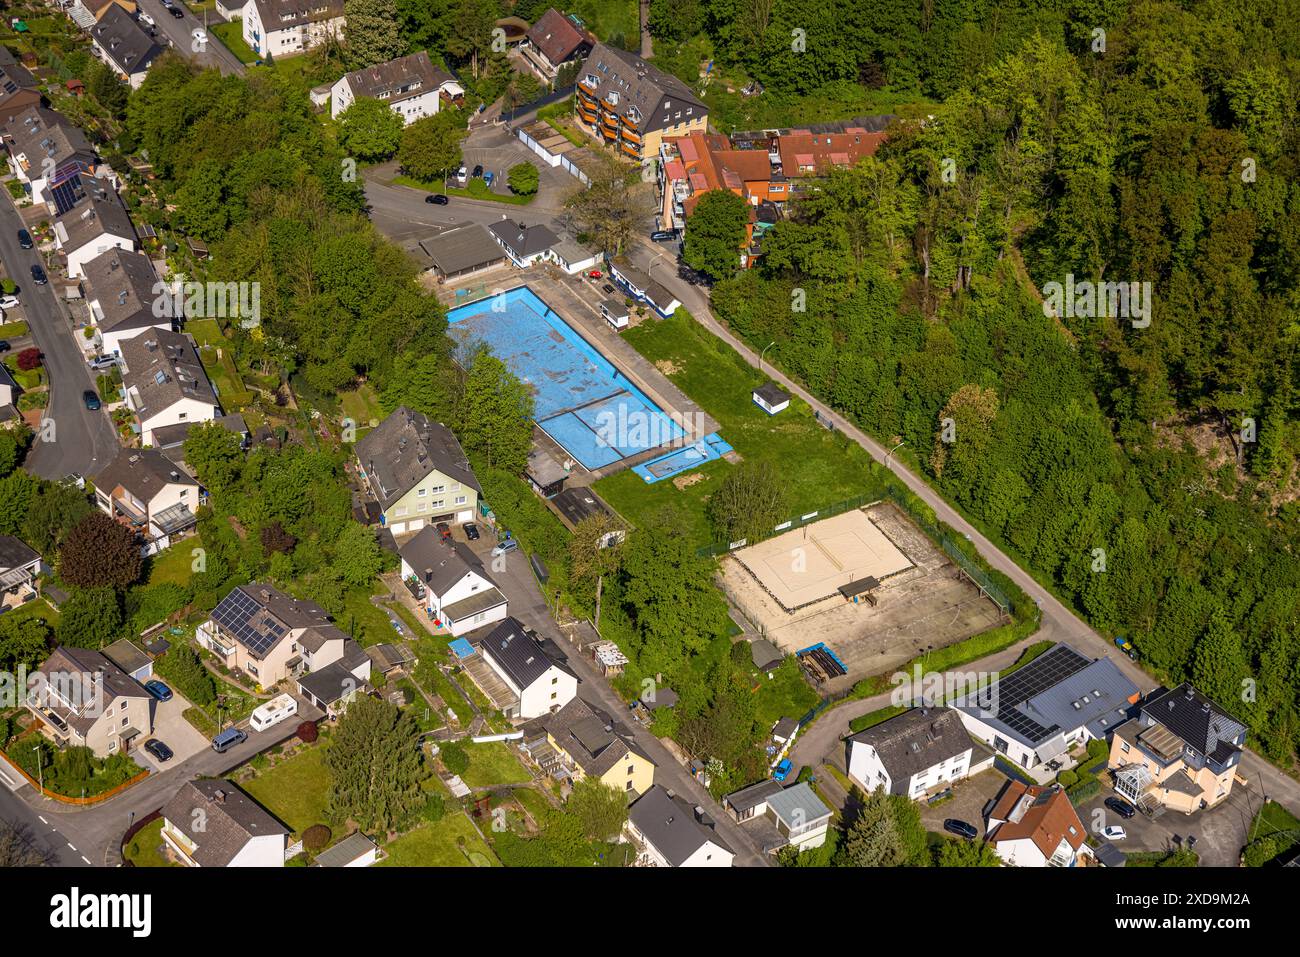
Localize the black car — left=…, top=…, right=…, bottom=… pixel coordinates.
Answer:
left=650, top=230, right=676, bottom=242
left=943, top=819, right=979, bottom=840
left=16, top=228, right=33, bottom=249
left=30, top=264, right=47, bottom=285
left=601, top=283, right=615, bottom=296
left=464, top=522, right=480, bottom=541
left=168, top=5, right=183, bottom=16
left=144, top=739, right=173, bottom=763
left=1104, top=796, right=1137, bottom=819
left=471, top=164, right=484, bottom=178
left=425, top=193, right=449, bottom=205
left=0, top=341, right=8, bottom=353
left=82, top=390, right=101, bottom=411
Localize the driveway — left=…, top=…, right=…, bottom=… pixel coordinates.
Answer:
left=135, top=690, right=209, bottom=771
left=139, top=0, right=246, bottom=76
left=917, top=768, right=1008, bottom=840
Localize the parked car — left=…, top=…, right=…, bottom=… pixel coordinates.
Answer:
left=143, top=739, right=173, bottom=762
left=168, top=5, right=183, bottom=17
left=453, top=166, right=468, bottom=186
left=88, top=354, right=118, bottom=371
left=1102, top=825, right=1127, bottom=841
left=30, top=264, right=46, bottom=285
left=0, top=295, right=20, bottom=309
left=192, top=28, right=207, bottom=43
left=772, top=758, right=793, bottom=782
left=211, top=727, right=247, bottom=753
left=436, top=521, right=452, bottom=540
left=144, top=679, right=173, bottom=702
left=650, top=230, right=676, bottom=241
left=463, top=522, right=480, bottom=541
left=1104, top=796, right=1137, bottom=819
left=425, top=193, right=449, bottom=205
left=16, top=229, right=32, bottom=249
left=601, top=283, right=615, bottom=295
left=140, top=11, right=155, bottom=26
left=491, top=537, right=519, bottom=557
left=483, top=171, right=495, bottom=188
left=82, top=390, right=101, bottom=411
left=944, top=819, right=979, bottom=840
left=0, top=341, right=8, bottom=354
left=586, top=268, right=603, bottom=279
left=471, top=164, right=484, bottom=178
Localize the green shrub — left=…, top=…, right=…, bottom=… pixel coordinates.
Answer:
left=303, top=824, right=332, bottom=851
left=439, top=740, right=469, bottom=776
left=1057, top=769, right=1078, bottom=788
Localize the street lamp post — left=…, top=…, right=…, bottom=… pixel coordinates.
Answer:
left=759, top=341, right=775, bottom=374
left=32, top=746, right=42, bottom=793
left=886, top=440, right=906, bottom=469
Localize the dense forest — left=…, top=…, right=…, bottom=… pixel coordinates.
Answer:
left=707, top=0, right=1300, bottom=765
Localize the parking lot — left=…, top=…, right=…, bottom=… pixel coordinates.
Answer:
left=918, top=768, right=1009, bottom=841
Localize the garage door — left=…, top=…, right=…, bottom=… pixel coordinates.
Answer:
left=389, top=522, right=405, bottom=535
left=408, top=519, right=425, bottom=532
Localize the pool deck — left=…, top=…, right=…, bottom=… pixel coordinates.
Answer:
left=522, top=270, right=718, bottom=480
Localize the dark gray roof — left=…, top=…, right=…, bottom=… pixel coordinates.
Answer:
left=397, top=525, right=492, bottom=596
left=31, top=647, right=149, bottom=736
left=91, top=5, right=161, bottom=78
left=343, top=50, right=452, bottom=104
left=528, top=695, right=651, bottom=778
left=417, top=224, right=507, bottom=277
left=95, top=448, right=198, bottom=503
left=847, top=707, right=972, bottom=793
left=82, top=248, right=166, bottom=335
left=251, top=0, right=344, bottom=30
left=0, top=363, right=17, bottom=391
left=161, top=780, right=287, bottom=867
left=210, top=583, right=332, bottom=659
left=629, top=785, right=732, bottom=866
left=367, top=642, right=415, bottom=672
left=724, top=778, right=782, bottom=814
left=579, top=43, right=706, bottom=135
left=765, top=782, right=832, bottom=827
left=151, top=414, right=249, bottom=450
left=0, top=46, right=40, bottom=120
left=470, top=617, right=555, bottom=691
left=298, top=649, right=368, bottom=705
left=101, top=638, right=150, bottom=676
left=1141, top=683, right=1246, bottom=762
left=0, top=534, right=39, bottom=571
left=750, top=638, right=782, bottom=671
left=120, top=328, right=218, bottom=422
left=55, top=178, right=136, bottom=253
left=296, top=623, right=350, bottom=654
left=5, top=107, right=95, bottom=173
left=1095, top=842, right=1127, bottom=867
left=355, top=406, right=480, bottom=509
left=487, top=220, right=559, bottom=258
left=753, top=381, right=789, bottom=405
left=312, top=831, right=377, bottom=867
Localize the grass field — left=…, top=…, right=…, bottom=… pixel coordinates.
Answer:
left=594, top=309, right=880, bottom=545
left=379, top=812, right=500, bottom=866
left=145, top=544, right=195, bottom=588
left=1250, top=800, right=1300, bottom=862
left=461, top=741, right=532, bottom=788
left=339, top=383, right=383, bottom=430
left=123, top=819, right=178, bottom=867
left=209, top=21, right=256, bottom=64
left=393, top=174, right=534, bottom=205
left=242, top=746, right=332, bottom=837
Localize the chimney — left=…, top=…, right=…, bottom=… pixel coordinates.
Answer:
left=424, top=568, right=432, bottom=584
left=260, top=588, right=271, bottom=601
left=214, top=788, right=226, bottom=804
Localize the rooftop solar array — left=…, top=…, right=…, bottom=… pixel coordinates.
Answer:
left=210, top=588, right=287, bottom=657
left=989, top=644, right=1091, bottom=743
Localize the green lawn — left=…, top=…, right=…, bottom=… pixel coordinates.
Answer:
left=1250, top=800, right=1300, bottom=861
left=566, top=0, right=638, bottom=43
left=461, top=741, right=531, bottom=788
left=144, top=544, right=196, bottom=588
left=594, top=308, right=881, bottom=545
left=3, top=597, right=59, bottom=627
left=379, top=812, right=500, bottom=866
left=339, top=583, right=405, bottom=647
left=339, top=383, right=383, bottom=430
left=123, top=819, right=178, bottom=867
left=186, top=318, right=225, bottom=347
left=206, top=21, right=256, bottom=64
left=0, top=319, right=29, bottom=338
left=242, top=746, right=332, bottom=837
left=198, top=344, right=253, bottom=410
left=392, top=174, right=534, bottom=206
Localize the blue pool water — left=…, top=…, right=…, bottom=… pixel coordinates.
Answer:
left=633, top=433, right=734, bottom=483
left=447, top=287, right=685, bottom=471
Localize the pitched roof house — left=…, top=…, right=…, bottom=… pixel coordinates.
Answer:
left=53, top=179, right=137, bottom=279
left=575, top=42, right=707, bottom=161
left=627, top=785, right=734, bottom=867
left=330, top=50, right=460, bottom=124
left=523, top=8, right=594, bottom=80
left=775, top=127, right=886, bottom=177
left=522, top=694, right=654, bottom=796
left=355, top=406, right=480, bottom=534
left=162, top=780, right=288, bottom=867
left=119, top=328, right=220, bottom=448
left=0, top=534, right=42, bottom=612
left=0, top=47, right=42, bottom=125
left=3, top=107, right=98, bottom=205
left=93, top=447, right=202, bottom=550
left=90, top=5, right=162, bottom=90
left=985, top=781, right=1091, bottom=868
left=722, top=779, right=832, bottom=851
left=397, top=525, right=507, bottom=636
left=847, top=707, right=976, bottom=799
left=1108, top=683, right=1247, bottom=815
left=25, top=647, right=152, bottom=758
left=242, top=0, right=346, bottom=60
left=0, top=364, right=19, bottom=423
left=487, top=219, right=560, bottom=268
left=82, top=247, right=172, bottom=357
left=460, top=617, right=578, bottom=720
left=953, top=643, right=1140, bottom=771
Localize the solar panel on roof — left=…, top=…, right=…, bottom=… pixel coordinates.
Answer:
left=986, top=645, right=1092, bottom=743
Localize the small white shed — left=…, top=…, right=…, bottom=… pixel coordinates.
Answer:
left=753, top=381, right=790, bottom=415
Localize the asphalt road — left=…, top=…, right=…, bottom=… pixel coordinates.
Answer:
left=0, top=201, right=118, bottom=480
left=138, top=0, right=246, bottom=76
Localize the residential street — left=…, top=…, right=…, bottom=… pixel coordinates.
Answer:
left=0, top=199, right=118, bottom=480
left=140, top=0, right=246, bottom=76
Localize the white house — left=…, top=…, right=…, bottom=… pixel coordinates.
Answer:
left=161, top=780, right=288, bottom=867
left=119, top=328, right=220, bottom=448
left=846, top=707, right=976, bottom=800
left=548, top=237, right=601, bottom=275
left=487, top=219, right=559, bottom=268
left=465, top=617, right=577, bottom=720
left=296, top=638, right=371, bottom=718
left=89, top=5, right=162, bottom=90
left=985, top=780, right=1092, bottom=868
left=599, top=298, right=629, bottom=330
left=397, top=526, right=507, bottom=637
left=722, top=779, right=832, bottom=851
left=243, top=0, right=345, bottom=60
left=93, top=448, right=201, bottom=554
left=0, top=535, right=42, bottom=613
left=82, top=248, right=173, bottom=358
left=2, top=107, right=98, bottom=205
left=752, top=381, right=790, bottom=415
left=53, top=180, right=137, bottom=279
left=0, top=365, right=18, bottom=421
left=312, top=832, right=378, bottom=867
left=608, top=261, right=680, bottom=317
left=627, top=785, right=734, bottom=867
left=330, top=50, right=458, bottom=125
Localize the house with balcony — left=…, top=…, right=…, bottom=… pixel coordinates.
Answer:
left=626, top=785, right=733, bottom=867
left=521, top=695, right=654, bottom=796
left=93, top=448, right=202, bottom=554
left=25, top=646, right=153, bottom=758
left=397, top=525, right=507, bottom=637
left=82, top=247, right=173, bottom=358
left=161, top=780, right=288, bottom=867
left=457, top=617, right=578, bottom=721
left=89, top=4, right=161, bottom=90
left=296, top=638, right=371, bottom=718
left=846, top=706, right=982, bottom=800
left=120, top=328, right=220, bottom=448
left=1107, top=683, right=1247, bottom=815
left=242, top=0, right=345, bottom=60
left=0, top=535, right=44, bottom=613
left=53, top=179, right=137, bottom=279
left=2, top=106, right=99, bottom=206
left=330, top=50, right=461, bottom=124
left=575, top=42, right=706, bottom=163
left=985, top=780, right=1092, bottom=867
left=522, top=8, right=593, bottom=81
left=197, top=582, right=358, bottom=688
left=354, top=406, right=481, bottom=535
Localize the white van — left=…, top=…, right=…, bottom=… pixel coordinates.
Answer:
left=249, top=693, right=298, bottom=732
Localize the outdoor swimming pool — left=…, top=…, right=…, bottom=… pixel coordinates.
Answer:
left=447, top=287, right=685, bottom=471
